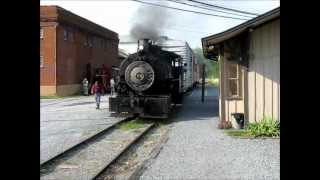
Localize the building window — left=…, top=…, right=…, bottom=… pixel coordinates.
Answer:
left=63, top=30, right=68, bottom=41
left=84, top=36, right=88, bottom=46
left=40, top=27, right=44, bottom=39
left=84, top=35, right=91, bottom=47
left=101, top=39, right=105, bottom=49
left=40, top=56, right=44, bottom=68
left=88, top=36, right=93, bottom=47
left=104, top=40, right=108, bottom=49
left=69, top=31, right=74, bottom=42
left=227, top=63, right=242, bottom=98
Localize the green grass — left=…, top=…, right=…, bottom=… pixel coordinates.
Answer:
left=117, top=118, right=146, bottom=130
left=225, top=129, right=253, bottom=137
left=40, top=93, right=82, bottom=99
left=40, top=95, right=64, bottom=99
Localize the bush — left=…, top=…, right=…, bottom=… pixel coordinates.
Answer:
left=246, top=116, right=280, bottom=137
left=208, top=78, right=219, bottom=86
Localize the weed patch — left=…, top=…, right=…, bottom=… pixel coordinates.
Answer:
left=224, top=116, right=280, bottom=138
left=118, top=118, right=146, bottom=130
left=247, top=116, right=280, bottom=137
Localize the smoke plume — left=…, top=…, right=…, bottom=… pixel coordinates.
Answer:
left=130, top=1, right=171, bottom=41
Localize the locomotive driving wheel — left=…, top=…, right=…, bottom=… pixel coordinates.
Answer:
left=125, top=61, right=155, bottom=92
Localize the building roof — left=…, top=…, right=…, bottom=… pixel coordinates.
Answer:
left=202, top=7, right=279, bottom=58
left=40, top=6, right=118, bottom=41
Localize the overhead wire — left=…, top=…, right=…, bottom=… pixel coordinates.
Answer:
left=187, top=0, right=259, bottom=16
left=131, top=0, right=250, bottom=21
left=166, top=0, right=254, bottom=19
left=128, top=19, right=212, bottom=34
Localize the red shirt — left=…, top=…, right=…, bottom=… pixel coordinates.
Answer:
left=91, top=84, right=103, bottom=94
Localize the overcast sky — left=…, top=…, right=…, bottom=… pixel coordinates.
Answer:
left=40, top=0, right=280, bottom=48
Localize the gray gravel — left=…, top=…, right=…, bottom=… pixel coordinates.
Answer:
left=40, top=95, right=128, bottom=164
left=140, top=86, right=280, bottom=180
left=41, top=124, right=153, bottom=180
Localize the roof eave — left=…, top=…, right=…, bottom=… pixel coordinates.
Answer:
left=202, top=7, right=279, bottom=60
left=202, top=7, right=280, bottom=46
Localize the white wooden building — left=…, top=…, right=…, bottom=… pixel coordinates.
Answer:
left=202, top=7, right=280, bottom=127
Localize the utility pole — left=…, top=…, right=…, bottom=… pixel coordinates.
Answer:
left=202, top=64, right=205, bottom=103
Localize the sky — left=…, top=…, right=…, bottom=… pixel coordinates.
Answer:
left=40, top=0, right=280, bottom=49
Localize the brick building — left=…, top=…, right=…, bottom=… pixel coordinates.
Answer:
left=40, top=6, right=119, bottom=96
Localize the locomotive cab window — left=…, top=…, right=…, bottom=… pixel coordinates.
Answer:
left=227, top=63, right=242, bottom=99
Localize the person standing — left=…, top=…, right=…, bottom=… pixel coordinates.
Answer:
left=110, top=78, right=115, bottom=96
left=82, top=78, right=89, bottom=96
left=91, top=81, right=103, bottom=109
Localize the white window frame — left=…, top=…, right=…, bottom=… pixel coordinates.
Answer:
left=40, top=56, right=44, bottom=68
left=40, top=28, right=44, bottom=39
left=227, top=63, right=242, bottom=99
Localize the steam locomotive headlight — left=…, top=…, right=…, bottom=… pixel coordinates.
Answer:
left=125, top=61, right=155, bottom=92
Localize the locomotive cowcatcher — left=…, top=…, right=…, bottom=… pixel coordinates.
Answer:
left=109, top=39, right=184, bottom=118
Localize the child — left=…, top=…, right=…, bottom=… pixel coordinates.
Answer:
left=91, top=81, right=103, bottom=109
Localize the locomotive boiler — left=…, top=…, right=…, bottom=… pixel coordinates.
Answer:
left=109, top=39, right=184, bottom=118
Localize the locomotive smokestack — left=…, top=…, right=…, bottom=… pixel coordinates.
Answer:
left=142, top=39, right=151, bottom=51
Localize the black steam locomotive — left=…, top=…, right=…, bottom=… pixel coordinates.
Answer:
left=109, top=39, right=184, bottom=118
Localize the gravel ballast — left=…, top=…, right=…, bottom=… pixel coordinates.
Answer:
left=40, top=95, right=128, bottom=164
left=140, top=86, right=280, bottom=180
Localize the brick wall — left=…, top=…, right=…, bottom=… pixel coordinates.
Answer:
left=40, top=23, right=56, bottom=86
left=56, top=24, right=119, bottom=86
left=41, top=5, right=119, bottom=94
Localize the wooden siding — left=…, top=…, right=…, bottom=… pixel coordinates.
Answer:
left=247, top=19, right=280, bottom=122
left=219, top=54, right=226, bottom=122
left=219, top=18, right=280, bottom=127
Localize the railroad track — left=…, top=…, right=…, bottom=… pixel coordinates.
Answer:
left=40, top=116, right=155, bottom=180
left=40, top=116, right=134, bottom=167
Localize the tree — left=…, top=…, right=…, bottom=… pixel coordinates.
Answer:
left=193, top=47, right=219, bottom=79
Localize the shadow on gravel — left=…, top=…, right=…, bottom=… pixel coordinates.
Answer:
left=63, top=101, right=95, bottom=106
left=171, top=86, right=219, bottom=122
